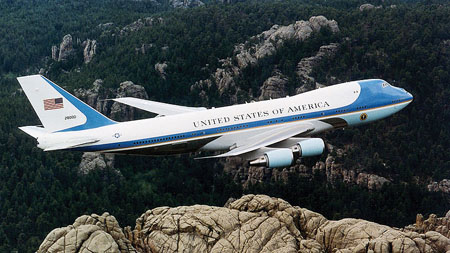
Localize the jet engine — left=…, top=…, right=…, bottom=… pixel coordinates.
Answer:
left=249, top=148, right=293, bottom=168
left=249, top=138, right=325, bottom=168
left=295, top=138, right=325, bottom=157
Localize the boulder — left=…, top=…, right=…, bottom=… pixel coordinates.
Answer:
left=37, top=212, right=136, bottom=252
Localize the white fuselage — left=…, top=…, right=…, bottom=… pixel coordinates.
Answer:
left=42, top=79, right=412, bottom=156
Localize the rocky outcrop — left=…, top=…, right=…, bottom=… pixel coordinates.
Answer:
left=37, top=212, right=136, bottom=252
left=79, top=152, right=115, bottom=175
left=74, top=79, right=113, bottom=115
left=75, top=79, right=149, bottom=121
left=110, top=81, right=149, bottom=121
left=258, top=70, right=288, bottom=100
left=296, top=43, right=339, bottom=94
left=51, top=34, right=74, bottom=62
left=75, top=79, right=149, bottom=173
left=83, top=39, right=97, bottom=64
left=58, top=34, right=74, bottom=61
left=119, top=17, right=163, bottom=36
left=135, top=43, right=154, bottom=55
left=404, top=211, right=450, bottom=238
left=224, top=144, right=391, bottom=190
left=39, top=195, right=450, bottom=252
left=428, top=179, right=450, bottom=194
left=154, top=62, right=168, bottom=79
left=192, top=16, right=340, bottom=103
left=170, top=0, right=204, bottom=8
left=51, top=45, right=58, bottom=61
left=359, top=3, right=375, bottom=11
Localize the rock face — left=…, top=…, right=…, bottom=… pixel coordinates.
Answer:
left=58, top=34, right=74, bottom=61
left=258, top=71, right=288, bottom=100
left=75, top=79, right=149, bottom=174
left=39, top=195, right=450, bottom=252
left=74, top=79, right=113, bottom=116
left=192, top=16, right=340, bottom=103
left=404, top=211, right=450, bottom=239
left=75, top=79, right=149, bottom=122
left=296, top=43, right=339, bottom=94
left=224, top=144, right=391, bottom=190
left=110, top=81, right=149, bottom=121
left=428, top=179, right=450, bottom=194
left=170, top=0, right=204, bottom=8
left=154, top=62, right=168, bottom=79
left=119, top=17, right=163, bottom=36
left=359, top=3, right=382, bottom=11
left=51, top=45, right=58, bottom=61
left=83, top=39, right=97, bottom=64
left=37, top=212, right=136, bottom=252
left=79, top=152, right=115, bottom=175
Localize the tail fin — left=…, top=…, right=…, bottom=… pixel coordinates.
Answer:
left=17, top=75, right=116, bottom=132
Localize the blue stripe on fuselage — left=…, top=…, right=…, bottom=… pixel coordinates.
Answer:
left=73, top=79, right=412, bottom=152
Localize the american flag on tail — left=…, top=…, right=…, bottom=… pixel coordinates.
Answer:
left=43, top=98, right=64, bottom=110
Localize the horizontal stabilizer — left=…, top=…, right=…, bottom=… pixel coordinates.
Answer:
left=44, top=138, right=100, bottom=151
left=19, top=125, right=49, bottom=139
left=112, top=97, right=207, bottom=116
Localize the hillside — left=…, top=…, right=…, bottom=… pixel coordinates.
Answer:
left=0, top=0, right=449, bottom=251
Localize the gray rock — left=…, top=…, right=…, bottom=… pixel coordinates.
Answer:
left=58, top=34, right=74, bottom=61
left=51, top=45, right=58, bottom=61
left=135, top=43, right=154, bottom=55
left=259, top=71, right=288, bottom=100
left=119, top=17, right=163, bottom=36
left=428, top=179, right=450, bottom=193
left=296, top=43, right=340, bottom=94
left=79, top=152, right=115, bottom=175
left=193, top=16, right=340, bottom=102
left=74, top=79, right=113, bottom=115
left=110, top=81, right=149, bottom=121
left=154, top=62, right=168, bottom=78
left=37, top=212, right=136, bottom=253
left=98, top=22, right=114, bottom=30
left=359, top=3, right=382, bottom=11
left=83, top=39, right=97, bottom=64
left=169, top=0, right=204, bottom=8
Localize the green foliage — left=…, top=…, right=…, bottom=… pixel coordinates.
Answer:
left=0, top=0, right=449, bottom=251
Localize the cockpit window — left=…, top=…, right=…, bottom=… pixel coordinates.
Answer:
left=382, top=82, right=389, bottom=88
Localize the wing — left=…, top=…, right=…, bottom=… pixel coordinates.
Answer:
left=112, top=97, right=207, bottom=116
left=197, top=122, right=315, bottom=159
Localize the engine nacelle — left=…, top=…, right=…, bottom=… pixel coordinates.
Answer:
left=250, top=148, right=293, bottom=168
left=296, top=138, right=325, bottom=157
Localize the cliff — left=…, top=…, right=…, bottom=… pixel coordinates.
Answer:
left=37, top=195, right=450, bottom=252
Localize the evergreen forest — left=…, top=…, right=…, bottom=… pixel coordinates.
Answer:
left=0, top=0, right=449, bottom=251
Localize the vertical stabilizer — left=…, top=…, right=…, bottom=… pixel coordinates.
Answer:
left=17, top=75, right=115, bottom=132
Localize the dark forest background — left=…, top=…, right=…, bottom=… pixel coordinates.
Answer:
left=0, top=0, right=449, bottom=251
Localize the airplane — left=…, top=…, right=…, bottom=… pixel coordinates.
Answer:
left=17, top=75, right=413, bottom=168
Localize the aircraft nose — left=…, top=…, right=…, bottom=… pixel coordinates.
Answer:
left=405, top=90, right=413, bottom=102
